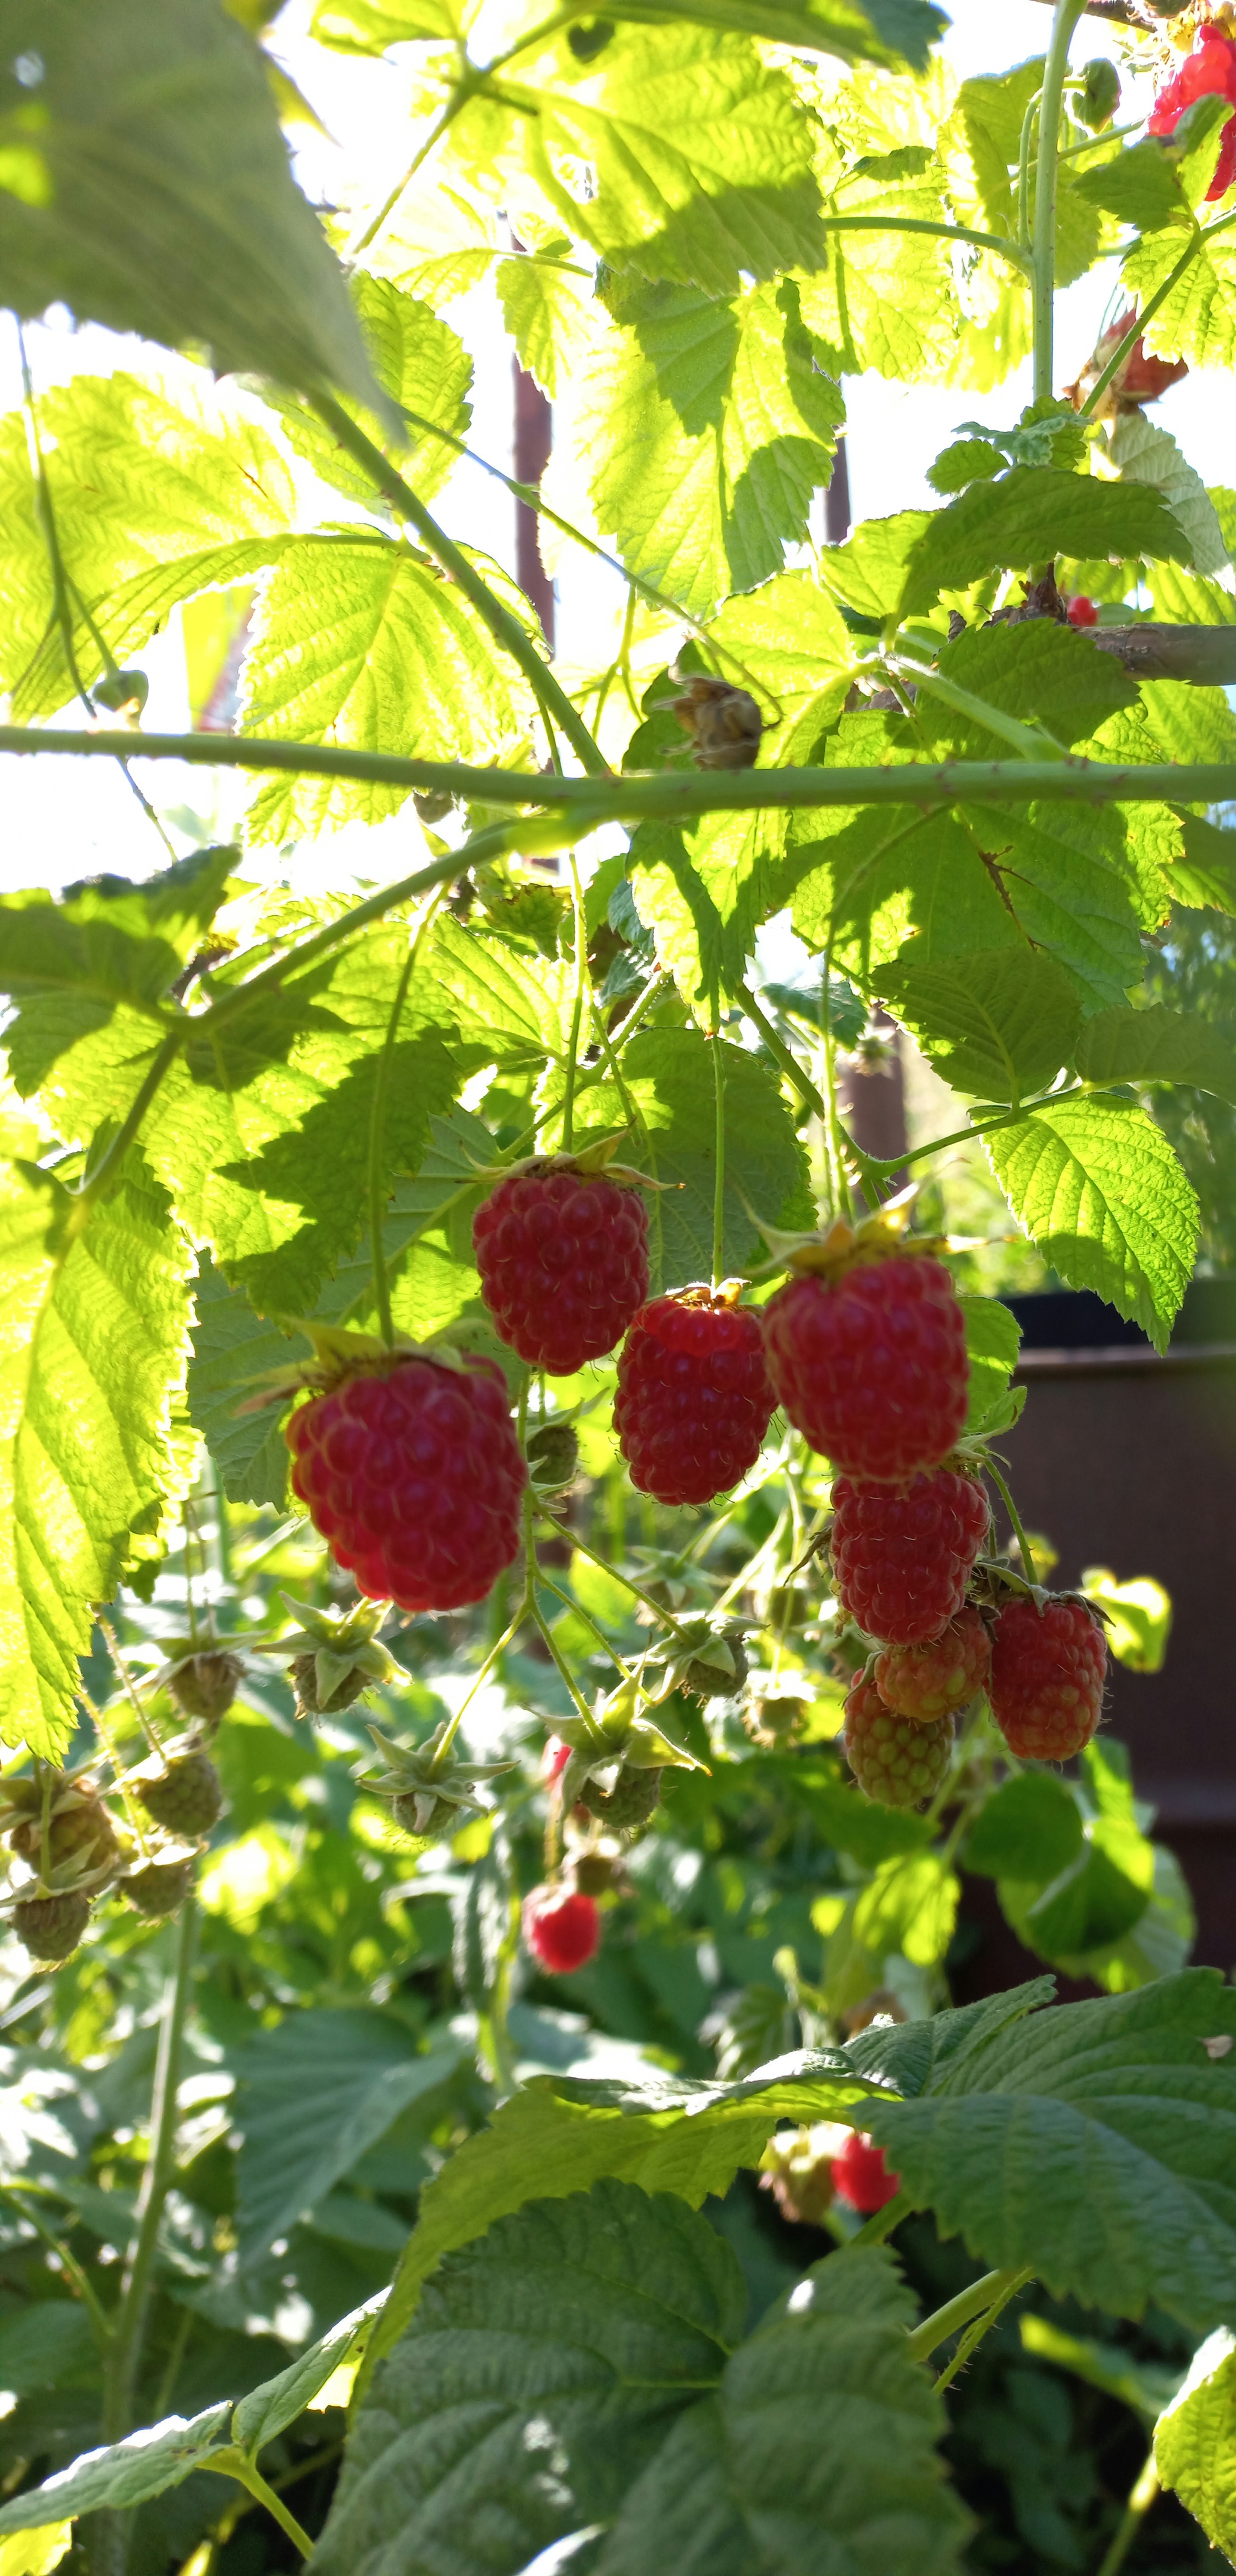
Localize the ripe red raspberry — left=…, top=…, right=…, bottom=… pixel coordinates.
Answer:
left=833, top=2130, right=901, bottom=2214
left=989, top=1596, right=1107, bottom=1761
left=874, top=1605, right=992, bottom=1722
left=1066, top=595, right=1098, bottom=628
left=614, top=1289, right=776, bottom=1506
left=762, top=1255, right=967, bottom=1481
left=287, top=1357, right=526, bottom=1614
left=1150, top=28, right=1236, bottom=200
left=844, top=1676, right=953, bottom=1809
left=473, top=1169, right=648, bottom=1373
left=830, top=1466, right=990, bottom=1645
left=522, top=1884, right=600, bottom=1974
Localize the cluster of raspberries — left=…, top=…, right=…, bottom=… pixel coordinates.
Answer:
left=285, top=1169, right=1107, bottom=1841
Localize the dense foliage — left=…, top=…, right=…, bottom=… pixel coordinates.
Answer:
left=2, top=1, right=1236, bottom=2571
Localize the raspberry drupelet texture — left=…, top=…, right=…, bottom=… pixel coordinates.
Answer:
left=830, top=1466, right=990, bottom=1646
left=614, top=1290, right=776, bottom=1506
left=762, top=1254, right=968, bottom=1481
left=832, top=2130, right=902, bottom=2214
left=844, top=1676, right=954, bottom=1808
left=287, top=1357, right=526, bottom=1614
left=473, top=1171, right=649, bottom=1373
left=875, top=1604, right=992, bottom=1723
left=989, top=1596, right=1107, bottom=1762
left=1150, top=28, right=1236, bottom=201
left=523, top=1884, right=601, bottom=1974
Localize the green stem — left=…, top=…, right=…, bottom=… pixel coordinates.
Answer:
left=1033, top=2, right=1088, bottom=404
left=105, top=1898, right=197, bottom=2441
left=933, top=2265, right=1034, bottom=2394
left=530, top=1593, right=599, bottom=1731
left=0, top=2184, right=112, bottom=2347
left=867, top=1079, right=1101, bottom=1184
left=309, top=393, right=607, bottom=777
left=986, top=1461, right=1038, bottom=1586
left=72, top=1031, right=197, bottom=1207
left=739, top=980, right=826, bottom=1120
left=905, top=2265, right=1030, bottom=2365
left=1080, top=233, right=1205, bottom=418
left=10, top=729, right=1236, bottom=822
left=1094, top=2455, right=1161, bottom=2576
left=895, top=656, right=1067, bottom=762
left=537, top=1570, right=642, bottom=1687
left=348, top=74, right=473, bottom=254
left=841, top=2189, right=910, bottom=2251
left=367, top=890, right=444, bottom=1347
left=710, top=1029, right=727, bottom=1290
left=537, top=1512, right=686, bottom=1637
left=206, top=2455, right=314, bottom=2559
left=1018, top=89, right=1042, bottom=253
left=562, top=850, right=588, bottom=1153
left=820, top=214, right=1031, bottom=270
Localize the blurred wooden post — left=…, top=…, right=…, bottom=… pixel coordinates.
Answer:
left=842, top=1012, right=908, bottom=1166
left=513, top=359, right=555, bottom=649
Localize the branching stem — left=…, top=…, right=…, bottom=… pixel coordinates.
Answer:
left=905, top=2265, right=1032, bottom=2364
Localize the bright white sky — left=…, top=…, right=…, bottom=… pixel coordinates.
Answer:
left=0, top=0, right=1226, bottom=892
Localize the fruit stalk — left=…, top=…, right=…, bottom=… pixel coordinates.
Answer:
left=905, top=2263, right=1034, bottom=2365
left=104, top=1896, right=198, bottom=2444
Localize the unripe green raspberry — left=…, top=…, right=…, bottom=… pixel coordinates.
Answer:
left=124, top=1858, right=195, bottom=1919
left=136, top=1749, right=223, bottom=1837
left=9, top=1780, right=119, bottom=1880
left=844, top=1678, right=952, bottom=1809
left=577, top=1766, right=663, bottom=1829
left=13, top=1891, right=92, bottom=1961
left=168, top=1651, right=243, bottom=1727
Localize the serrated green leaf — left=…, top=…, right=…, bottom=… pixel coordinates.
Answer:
left=844, top=1978, right=1057, bottom=2096
left=597, top=2243, right=970, bottom=2576
left=1170, top=813, right=1236, bottom=914
left=964, top=1774, right=1085, bottom=1885
left=880, top=948, right=1082, bottom=1102
left=789, top=785, right=1022, bottom=985
left=861, top=1969, right=1236, bottom=2328
left=597, top=0, right=946, bottom=66
left=185, top=1260, right=299, bottom=1510
left=232, top=2292, right=389, bottom=2456
left=234, top=2010, right=465, bottom=2261
left=239, top=533, right=538, bottom=841
left=1073, top=94, right=1232, bottom=232
left=705, top=571, right=853, bottom=762
left=1005, top=1812, right=1156, bottom=1961
left=1108, top=411, right=1228, bottom=580
left=0, top=848, right=236, bottom=1013
left=445, top=26, right=824, bottom=296
left=311, top=0, right=470, bottom=48
left=572, top=1026, right=814, bottom=1289
left=319, top=2182, right=748, bottom=2576
left=958, top=1291, right=1022, bottom=1431
left=964, top=803, right=1149, bottom=1011
left=1155, top=2328, right=1236, bottom=2566
left=1075, top=1003, right=1236, bottom=1101
left=0, top=1152, right=194, bottom=1758
left=0, top=374, right=295, bottom=717
left=899, top=468, right=1193, bottom=618
left=800, top=144, right=960, bottom=380
left=1125, top=212, right=1236, bottom=372
left=928, top=439, right=1004, bottom=497
left=852, top=1852, right=959, bottom=1969
left=0, top=2407, right=231, bottom=2537
left=562, top=276, right=842, bottom=619
left=0, top=0, right=383, bottom=415
left=371, top=2055, right=882, bottom=2367
left=257, top=274, right=473, bottom=507
left=985, top=1094, right=1198, bottom=1350
left=495, top=249, right=598, bottom=398
left=928, top=618, right=1139, bottom=754
left=818, top=508, right=929, bottom=619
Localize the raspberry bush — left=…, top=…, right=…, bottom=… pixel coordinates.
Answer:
left=0, top=4, right=1232, bottom=2572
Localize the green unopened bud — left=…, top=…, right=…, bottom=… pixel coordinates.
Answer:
left=1076, top=57, right=1120, bottom=132
left=526, top=1422, right=579, bottom=1491
left=92, top=667, right=149, bottom=715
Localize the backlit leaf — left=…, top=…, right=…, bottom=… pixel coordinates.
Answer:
left=985, top=1094, right=1198, bottom=1350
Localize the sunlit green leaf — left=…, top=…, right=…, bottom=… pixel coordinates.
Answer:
left=985, top=1093, right=1198, bottom=1350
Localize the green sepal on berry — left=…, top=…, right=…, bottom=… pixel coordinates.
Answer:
left=2, top=1769, right=121, bottom=1894
left=261, top=1593, right=403, bottom=1718
left=641, top=1614, right=751, bottom=1704
left=357, top=1720, right=515, bottom=1843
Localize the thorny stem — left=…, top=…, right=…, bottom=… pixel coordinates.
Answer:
left=97, top=1617, right=165, bottom=1760
left=820, top=959, right=854, bottom=1221
left=985, top=1462, right=1038, bottom=1587
left=1017, top=88, right=1042, bottom=254
left=710, top=1029, right=727, bottom=1291
left=529, top=1591, right=599, bottom=1731
left=105, top=1897, right=198, bottom=2441
left=309, top=393, right=608, bottom=778
left=738, top=980, right=826, bottom=1121
left=932, top=2266, right=1035, bottom=2394
left=1033, top=2, right=1088, bottom=405
left=905, top=2265, right=1032, bottom=2365
left=1093, top=2455, right=1161, bottom=2576
left=1079, top=231, right=1211, bottom=419
left=537, top=1570, right=643, bottom=1690
left=78, top=1684, right=150, bottom=1854
left=207, top=2454, right=314, bottom=2559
